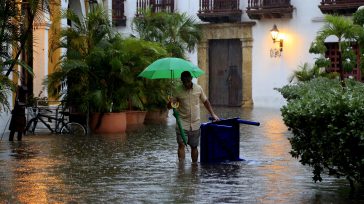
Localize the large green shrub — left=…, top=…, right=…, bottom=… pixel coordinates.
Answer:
left=276, top=78, right=364, bottom=189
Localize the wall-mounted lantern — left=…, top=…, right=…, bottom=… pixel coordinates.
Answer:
left=270, top=24, right=284, bottom=58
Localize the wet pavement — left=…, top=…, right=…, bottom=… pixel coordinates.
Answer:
left=0, top=107, right=363, bottom=203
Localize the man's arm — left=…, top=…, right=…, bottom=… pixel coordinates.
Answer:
left=203, top=100, right=219, bottom=121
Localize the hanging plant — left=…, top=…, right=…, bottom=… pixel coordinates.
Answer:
left=309, top=40, right=327, bottom=54
left=341, top=43, right=357, bottom=72
left=314, top=57, right=331, bottom=68
left=342, top=58, right=353, bottom=72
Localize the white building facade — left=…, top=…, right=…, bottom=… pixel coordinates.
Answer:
left=114, top=0, right=326, bottom=108
left=1, top=0, right=361, bottom=132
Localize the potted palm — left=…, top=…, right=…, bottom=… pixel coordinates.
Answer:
left=47, top=6, right=170, bottom=133
left=47, top=6, right=129, bottom=134
left=87, top=36, right=130, bottom=133
left=143, top=79, right=170, bottom=123
left=119, top=38, right=168, bottom=126
left=132, top=11, right=201, bottom=123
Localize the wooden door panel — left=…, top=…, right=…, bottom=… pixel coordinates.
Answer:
left=209, top=40, right=229, bottom=106
left=227, top=40, right=242, bottom=106
left=209, top=39, right=242, bottom=106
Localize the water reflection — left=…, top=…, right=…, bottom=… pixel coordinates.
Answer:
left=0, top=107, right=362, bottom=203
left=3, top=141, right=68, bottom=203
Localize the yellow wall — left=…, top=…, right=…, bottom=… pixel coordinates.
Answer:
left=47, top=0, right=62, bottom=102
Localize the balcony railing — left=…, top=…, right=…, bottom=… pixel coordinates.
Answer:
left=112, top=0, right=126, bottom=26
left=197, top=0, right=242, bottom=23
left=136, top=0, right=174, bottom=16
left=319, top=0, right=364, bottom=15
left=246, top=0, right=293, bottom=20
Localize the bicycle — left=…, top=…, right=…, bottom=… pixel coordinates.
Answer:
left=25, top=103, right=86, bottom=136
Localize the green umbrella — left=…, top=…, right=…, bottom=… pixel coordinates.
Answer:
left=139, top=57, right=205, bottom=146
left=138, top=57, right=204, bottom=79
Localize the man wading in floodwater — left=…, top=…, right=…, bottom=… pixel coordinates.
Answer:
left=169, top=71, right=219, bottom=163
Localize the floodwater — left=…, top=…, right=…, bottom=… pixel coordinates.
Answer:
left=0, top=107, right=363, bottom=203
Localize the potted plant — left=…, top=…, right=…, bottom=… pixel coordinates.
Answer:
left=143, top=79, right=170, bottom=123
left=86, top=36, right=130, bottom=133
left=131, top=11, right=201, bottom=123
left=119, top=38, right=168, bottom=126
left=47, top=6, right=171, bottom=133
left=47, top=6, right=129, bottom=134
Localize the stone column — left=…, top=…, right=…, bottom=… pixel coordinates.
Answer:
left=33, top=22, right=51, bottom=98
left=241, top=38, right=254, bottom=107
left=197, top=41, right=209, bottom=97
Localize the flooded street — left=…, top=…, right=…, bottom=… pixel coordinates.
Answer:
left=0, top=107, right=362, bottom=203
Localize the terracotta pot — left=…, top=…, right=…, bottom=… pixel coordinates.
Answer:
left=90, top=112, right=126, bottom=134
left=125, top=111, right=147, bottom=126
left=144, top=109, right=168, bottom=124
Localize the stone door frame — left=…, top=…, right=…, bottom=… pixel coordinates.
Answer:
left=197, top=22, right=255, bottom=107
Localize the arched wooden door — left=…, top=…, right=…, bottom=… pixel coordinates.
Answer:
left=208, top=39, right=242, bottom=106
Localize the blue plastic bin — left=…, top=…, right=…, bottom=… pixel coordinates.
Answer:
left=200, top=118, right=260, bottom=163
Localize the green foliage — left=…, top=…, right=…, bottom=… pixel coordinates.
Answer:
left=0, top=0, right=20, bottom=63
left=0, top=75, right=15, bottom=112
left=276, top=78, right=364, bottom=188
left=142, top=79, right=170, bottom=110
left=131, top=10, right=201, bottom=109
left=353, top=9, right=364, bottom=80
left=318, top=15, right=360, bottom=42
left=288, top=63, right=338, bottom=83
left=309, top=40, right=327, bottom=54
left=132, top=11, right=201, bottom=58
left=341, top=43, right=357, bottom=72
left=0, top=0, right=51, bottom=111
left=289, top=63, right=319, bottom=83
left=47, top=5, right=116, bottom=113
left=309, top=11, right=364, bottom=80
left=1, top=0, right=56, bottom=77
left=86, top=36, right=130, bottom=112
left=119, top=38, right=168, bottom=110
left=0, top=0, right=20, bottom=113
left=47, top=6, right=169, bottom=113
left=353, top=9, right=364, bottom=26
left=314, top=57, right=331, bottom=68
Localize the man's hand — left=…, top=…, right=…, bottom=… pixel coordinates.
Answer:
left=167, top=96, right=179, bottom=109
left=211, top=113, right=220, bottom=122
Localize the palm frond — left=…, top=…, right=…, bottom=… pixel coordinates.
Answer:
left=0, top=74, right=15, bottom=112
left=132, top=11, right=201, bottom=57
left=289, top=63, right=319, bottom=83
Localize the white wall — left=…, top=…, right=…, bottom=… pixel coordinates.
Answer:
left=115, top=0, right=136, bottom=36
left=115, top=0, right=327, bottom=109
left=245, top=0, right=325, bottom=108
left=0, top=105, right=12, bottom=136
left=0, top=0, right=329, bottom=131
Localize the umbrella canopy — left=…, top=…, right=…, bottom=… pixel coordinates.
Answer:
left=138, top=57, right=204, bottom=79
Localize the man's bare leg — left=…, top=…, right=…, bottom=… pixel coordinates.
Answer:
left=191, top=147, right=198, bottom=163
left=178, top=143, right=185, bottom=162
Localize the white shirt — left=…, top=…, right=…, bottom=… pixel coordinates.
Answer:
left=175, top=83, right=207, bottom=131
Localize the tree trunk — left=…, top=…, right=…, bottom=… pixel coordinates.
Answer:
left=21, top=0, right=34, bottom=101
